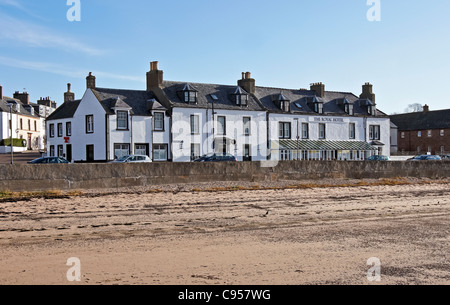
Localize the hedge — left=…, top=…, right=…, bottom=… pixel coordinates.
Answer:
left=0, top=138, right=27, bottom=147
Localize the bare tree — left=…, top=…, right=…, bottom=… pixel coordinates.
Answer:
left=404, top=103, right=423, bottom=113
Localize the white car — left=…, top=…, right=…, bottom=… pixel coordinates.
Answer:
left=111, top=155, right=152, bottom=163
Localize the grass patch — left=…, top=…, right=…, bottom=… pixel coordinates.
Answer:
left=0, top=189, right=84, bottom=201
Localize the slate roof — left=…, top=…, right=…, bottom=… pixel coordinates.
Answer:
left=46, top=100, right=81, bottom=120
left=254, top=86, right=388, bottom=117
left=161, top=81, right=266, bottom=112
left=0, top=96, right=40, bottom=118
left=276, top=140, right=378, bottom=151
left=390, top=109, right=450, bottom=131
left=91, top=88, right=160, bottom=116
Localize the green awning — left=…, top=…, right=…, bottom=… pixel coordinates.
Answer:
left=275, top=140, right=378, bottom=151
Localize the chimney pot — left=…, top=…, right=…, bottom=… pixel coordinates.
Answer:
left=237, top=72, right=256, bottom=94
left=423, top=104, right=429, bottom=112
left=147, top=61, right=163, bottom=90
left=86, top=72, right=96, bottom=89
left=0, top=84, right=3, bottom=100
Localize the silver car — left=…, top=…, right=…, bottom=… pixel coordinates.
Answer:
left=111, top=155, right=152, bottom=163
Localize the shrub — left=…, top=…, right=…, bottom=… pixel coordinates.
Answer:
left=0, top=138, right=27, bottom=147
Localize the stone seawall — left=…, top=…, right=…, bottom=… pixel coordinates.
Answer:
left=1, top=161, right=449, bottom=192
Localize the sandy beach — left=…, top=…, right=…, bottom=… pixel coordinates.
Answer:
left=0, top=178, right=449, bottom=285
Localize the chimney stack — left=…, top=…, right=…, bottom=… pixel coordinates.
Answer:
left=147, top=61, right=164, bottom=90
left=423, top=104, right=429, bottom=112
left=360, top=82, right=376, bottom=103
left=310, top=82, right=325, bottom=98
left=13, top=91, right=29, bottom=104
left=64, top=83, right=75, bottom=103
left=86, top=72, right=96, bottom=89
left=237, top=71, right=256, bottom=94
left=0, top=84, right=2, bottom=100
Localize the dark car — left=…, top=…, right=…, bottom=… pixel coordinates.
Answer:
left=194, top=153, right=237, bottom=162
left=28, top=157, right=70, bottom=164
left=408, top=155, right=442, bottom=161
left=367, top=155, right=390, bottom=161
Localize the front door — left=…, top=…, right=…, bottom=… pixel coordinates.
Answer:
left=86, top=145, right=94, bottom=162
left=243, top=144, right=251, bottom=162
left=66, top=144, right=72, bottom=162
left=27, top=133, right=32, bottom=150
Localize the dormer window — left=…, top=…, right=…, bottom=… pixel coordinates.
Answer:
left=232, top=87, right=248, bottom=106
left=314, top=102, right=324, bottom=114
left=360, top=99, right=376, bottom=116
left=181, top=84, right=198, bottom=104
left=307, top=96, right=323, bottom=114
left=275, top=93, right=290, bottom=112
left=345, top=103, right=354, bottom=116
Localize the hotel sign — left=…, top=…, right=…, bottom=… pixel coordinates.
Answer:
left=311, top=117, right=348, bottom=124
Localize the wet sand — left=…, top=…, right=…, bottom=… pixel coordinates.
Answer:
left=0, top=179, right=449, bottom=285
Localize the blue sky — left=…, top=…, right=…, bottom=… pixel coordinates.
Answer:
left=0, top=0, right=449, bottom=114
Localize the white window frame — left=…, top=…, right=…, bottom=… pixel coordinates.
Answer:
left=117, top=111, right=128, bottom=130
left=154, top=112, right=164, bottom=131
left=190, top=115, right=199, bottom=135
left=243, top=117, right=251, bottom=136
left=319, top=123, right=326, bottom=139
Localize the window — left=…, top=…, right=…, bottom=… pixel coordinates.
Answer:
left=49, top=145, right=55, bottom=157
left=236, top=94, right=248, bottom=106
left=153, top=144, right=168, bottom=161
left=217, top=116, right=226, bottom=135
left=191, top=144, right=201, bottom=161
left=34, top=121, right=37, bottom=131
left=117, top=111, right=128, bottom=130
left=428, top=146, right=432, bottom=153
left=154, top=112, right=164, bottom=131
left=441, top=130, right=445, bottom=137
left=345, top=104, right=354, bottom=116
left=281, top=101, right=290, bottom=112
left=28, top=120, right=31, bottom=131
left=349, top=123, right=356, bottom=139
left=314, top=103, right=324, bottom=114
left=190, top=115, right=199, bottom=134
left=418, top=131, right=422, bottom=137
left=441, top=146, right=445, bottom=153
left=86, top=115, right=94, bottom=133
left=369, top=125, right=380, bottom=140
left=243, top=117, right=251, bottom=136
left=20, top=119, right=23, bottom=130
left=319, top=123, right=326, bottom=139
left=49, top=124, right=55, bottom=138
left=58, top=123, right=63, bottom=137
left=302, top=123, right=309, bottom=139
left=135, top=144, right=149, bottom=156
left=184, top=91, right=197, bottom=103
left=114, top=144, right=130, bottom=159
left=279, top=122, right=291, bottom=139
left=401, top=132, right=405, bottom=139
left=66, top=122, right=72, bottom=136
left=428, top=130, right=432, bottom=137
left=280, top=150, right=291, bottom=161
left=57, top=145, right=64, bottom=157
left=417, top=146, right=421, bottom=153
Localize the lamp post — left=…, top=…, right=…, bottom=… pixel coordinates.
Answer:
left=6, top=103, right=13, bottom=164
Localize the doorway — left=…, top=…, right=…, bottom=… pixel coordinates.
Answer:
left=243, top=144, right=252, bottom=162
left=66, top=144, right=72, bottom=162
left=86, top=145, right=94, bottom=162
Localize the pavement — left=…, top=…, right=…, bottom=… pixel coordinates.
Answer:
left=0, top=151, right=43, bottom=164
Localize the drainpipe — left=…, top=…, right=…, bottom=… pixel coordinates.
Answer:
left=105, top=113, right=109, bottom=161
left=130, top=114, right=133, bottom=155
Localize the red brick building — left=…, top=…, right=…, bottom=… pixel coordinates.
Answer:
left=390, top=105, right=450, bottom=155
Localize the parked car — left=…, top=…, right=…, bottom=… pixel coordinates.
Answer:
left=194, top=153, right=237, bottom=162
left=28, top=157, right=70, bottom=164
left=408, top=155, right=442, bottom=161
left=367, top=155, right=390, bottom=161
left=111, top=155, right=152, bottom=163
left=440, top=154, right=450, bottom=160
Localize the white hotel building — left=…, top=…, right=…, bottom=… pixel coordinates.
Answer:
left=46, top=62, right=390, bottom=163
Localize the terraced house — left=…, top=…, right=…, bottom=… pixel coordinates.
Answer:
left=0, top=86, right=53, bottom=153
left=46, top=62, right=391, bottom=162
